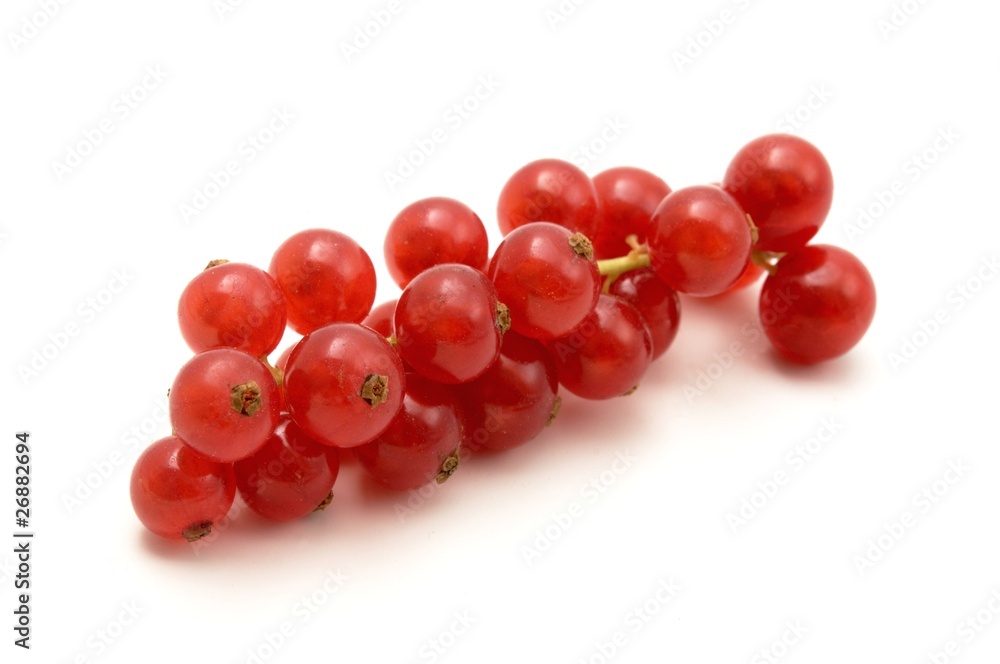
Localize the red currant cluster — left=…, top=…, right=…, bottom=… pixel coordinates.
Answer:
left=130, top=133, right=876, bottom=542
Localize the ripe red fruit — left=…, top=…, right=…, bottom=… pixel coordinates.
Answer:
left=169, top=348, right=282, bottom=463
left=234, top=416, right=341, bottom=521
left=462, top=332, right=559, bottom=452
left=648, top=185, right=752, bottom=297
left=723, top=134, right=833, bottom=252
left=546, top=294, right=653, bottom=400
left=608, top=267, right=681, bottom=360
left=178, top=261, right=287, bottom=357
left=130, top=435, right=236, bottom=541
left=497, top=159, right=600, bottom=237
left=384, top=197, right=489, bottom=289
left=283, top=323, right=405, bottom=447
left=355, top=374, right=463, bottom=491
left=269, top=229, right=377, bottom=334
left=591, top=166, right=671, bottom=259
left=489, top=222, right=601, bottom=339
left=759, top=244, right=876, bottom=363
left=394, top=264, right=506, bottom=384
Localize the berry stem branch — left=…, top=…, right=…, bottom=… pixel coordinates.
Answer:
left=597, top=235, right=651, bottom=291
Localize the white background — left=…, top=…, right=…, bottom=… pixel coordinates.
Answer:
left=2, top=1, right=999, bottom=662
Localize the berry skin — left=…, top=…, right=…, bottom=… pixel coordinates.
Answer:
left=130, top=435, right=236, bottom=541
left=462, top=332, right=559, bottom=452
left=591, top=166, right=671, bottom=259
left=723, top=134, right=833, bottom=252
left=355, top=373, right=463, bottom=491
left=394, top=264, right=506, bottom=384
left=648, top=185, right=752, bottom=297
left=269, top=229, right=377, bottom=335
left=169, top=349, right=282, bottom=463
left=489, top=222, right=601, bottom=339
left=362, top=299, right=398, bottom=339
left=759, top=244, right=876, bottom=363
left=178, top=261, right=287, bottom=357
left=546, top=294, right=653, bottom=400
left=283, top=323, right=405, bottom=448
left=608, top=267, right=681, bottom=360
left=497, top=159, right=600, bottom=237
left=234, top=416, right=341, bottom=521
left=384, top=197, right=489, bottom=289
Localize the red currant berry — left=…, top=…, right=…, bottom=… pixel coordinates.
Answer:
left=463, top=332, right=559, bottom=452
left=130, top=435, right=235, bottom=541
left=355, top=373, right=463, bottom=491
left=648, top=185, right=752, bottom=297
left=546, top=294, right=653, bottom=400
left=759, top=244, right=876, bottom=363
left=394, top=264, right=507, bottom=384
left=489, top=222, right=601, bottom=339
left=169, top=349, right=282, bottom=462
left=723, top=134, right=833, bottom=252
left=269, top=229, right=377, bottom=334
left=284, top=323, right=405, bottom=447
left=384, top=197, right=489, bottom=289
left=362, top=299, right=398, bottom=339
left=591, top=167, right=671, bottom=259
left=178, top=261, right=287, bottom=357
left=497, top=159, right=600, bottom=237
left=712, top=261, right=766, bottom=297
left=234, top=416, right=341, bottom=521
left=608, top=267, right=681, bottom=360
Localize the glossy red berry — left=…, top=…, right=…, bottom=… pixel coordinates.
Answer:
left=178, top=261, right=286, bottom=357
left=591, top=166, right=671, bottom=259
left=169, top=349, right=282, bottom=462
left=130, top=435, right=235, bottom=541
left=497, top=159, right=600, bottom=237
left=355, top=374, right=463, bottom=491
left=759, top=244, right=876, bottom=363
left=648, top=185, right=752, bottom=297
left=284, top=323, right=405, bottom=448
left=462, top=332, right=559, bottom=452
left=608, top=267, right=681, bottom=360
left=384, top=197, right=489, bottom=289
left=546, top=294, right=653, bottom=400
left=723, top=134, right=833, bottom=252
left=234, top=416, right=341, bottom=521
left=269, top=229, right=377, bottom=334
left=394, top=264, right=506, bottom=384
left=362, top=299, right=398, bottom=339
left=489, top=222, right=601, bottom=339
